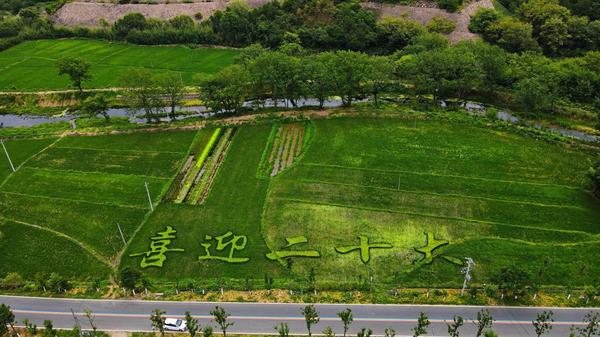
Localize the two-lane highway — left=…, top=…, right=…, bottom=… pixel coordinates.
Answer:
left=1, top=296, right=598, bottom=336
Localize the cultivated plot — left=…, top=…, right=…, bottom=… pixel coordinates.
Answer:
left=0, top=39, right=239, bottom=91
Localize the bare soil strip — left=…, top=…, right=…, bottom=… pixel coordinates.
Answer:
left=270, top=123, right=305, bottom=177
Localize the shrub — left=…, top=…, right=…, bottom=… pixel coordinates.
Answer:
left=1, top=272, right=24, bottom=289
left=588, top=156, right=600, bottom=198
left=427, top=16, right=456, bottom=34
left=437, top=0, right=462, bottom=12
left=469, top=8, right=501, bottom=34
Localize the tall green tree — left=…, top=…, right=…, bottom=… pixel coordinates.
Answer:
left=301, top=305, right=320, bottom=337
left=365, top=56, right=394, bottom=106
left=533, top=311, right=554, bottom=337
left=121, top=68, right=163, bottom=123
left=337, top=308, right=353, bottom=337
left=157, top=73, right=185, bottom=120
left=0, top=304, right=15, bottom=337
left=327, top=51, right=371, bottom=106
left=57, top=57, right=91, bottom=94
left=199, top=65, right=249, bottom=114
left=447, top=315, right=464, bottom=337
left=150, top=309, right=166, bottom=337
left=185, top=311, right=200, bottom=337
left=412, top=312, right=430, bottom=337
left=210, top=306, right=233, bottom=337
left=303, top=53, right=336, bottom=109
left=80, top=94, right=109, bottom=122
left=475, top=309, right=494, bottom=337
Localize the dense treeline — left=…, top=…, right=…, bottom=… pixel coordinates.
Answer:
left=470, top=0, right=600, bottom=56
left=1, top=0, right=599, bottom=57
left=190, top=40, right=599, bottom=116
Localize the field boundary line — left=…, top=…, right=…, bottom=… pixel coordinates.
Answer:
left=478, top=236, right=600, bottom=247
left=23, top=166, right=172, bottom=181
left=0, top=191, right=149, bottom=210
left=272, top=197, right=595, bottom=237
left=53, top=145, right=187, bottom=155
left=0, top=137, right=62, bottom=189
left=1, top=58, right=28, bottom=71
left=96, top=47, right=129, bottom=63
left=300, top=163, right=586, bottom=191
left=284, top=177, right=588, bottom=210
left=0, top=217, right=112, bottom=267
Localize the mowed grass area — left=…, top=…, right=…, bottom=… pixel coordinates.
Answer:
left=0, top=130, right=197, bottom=279
left=263, top=118, right=600, bottom=287
left=0, top=39, right=239, bottom=91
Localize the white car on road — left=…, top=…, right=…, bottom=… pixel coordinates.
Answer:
left=164, top=318, right=187, bottom=332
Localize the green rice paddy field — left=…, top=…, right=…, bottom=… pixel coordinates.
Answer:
left=0, top=39, right=239, bottom=91
left=1, top=117, right=599, bottom=288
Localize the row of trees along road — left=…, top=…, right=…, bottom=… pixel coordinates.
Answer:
left=3, top=303, right=600, bottom=337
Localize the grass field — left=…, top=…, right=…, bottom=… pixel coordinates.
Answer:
left=2, top=117, right=599, bottom=287
left=0, top=39, right=239, bottom=91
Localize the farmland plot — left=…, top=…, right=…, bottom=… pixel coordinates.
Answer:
left=0, top=130, right=196, bottom=278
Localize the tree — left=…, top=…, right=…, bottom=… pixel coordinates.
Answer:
left=275, top=322, right=290, bottom=337
left=327, top=2, right=377, bottom=51
left=57, top=57, right=91, bottom=94
left=210, top=306, right=233, bottom=337
left=150, top=309, right=166, bottom=337
left=533, top=311, right=554, bottom=337
left=185, top=311, right=200, bottom=337
left=210, top=2, right=255, bottom=47
left=85, top=309, right=98, bottom=337
left=384, top=328, right=395, bottom=337
left=301, top=305, right=320, bottom=337
left=475, top=309, right=494, bottom=337
left=303, top=53, right=336, bottom=109
left=571, top=312, right=600, bottom=337
left=412, top=312, right=430, bottom=337
left=23, top=318, right=38, bottom=337
left=113, top=13, right=147, bottom=39
left=43, top=320, right=56, bottom=337
left=80, top=95, right=109, bottom=122
left=357, top=328, right=372, bottom=337
left=365, top=56, right=393, bottom=106
left=327, top=51, right=371, bottom=106
left=157, top=73, right=185, bottom=119
left=121, top=68, right=163, bottom=123
left=487, top=17, right=540, bottom=53
left=376, top=18, right=426, bottom=53
left=119, top=267, right=143, bottom=290
left=249, top=51, right=303, bottom=107
left=447, top=315, right=464, bottom=337
left=337, top=308, right=353, bottom=337
left=589, top=156, right=600, bottom=198
left=199, top=65, right=249, bottom=114
left=0, top=304, right=15, bottom=337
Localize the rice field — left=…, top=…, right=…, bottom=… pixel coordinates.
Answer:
left=2, top=117, right=599, bottom=288
left=0, top=39, right=239, bottom=91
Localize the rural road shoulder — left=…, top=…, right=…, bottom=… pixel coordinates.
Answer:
left=1, top=295, right=599, bottom=336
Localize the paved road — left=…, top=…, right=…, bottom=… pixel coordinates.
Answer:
left=1, top=296, right=598, bottom=337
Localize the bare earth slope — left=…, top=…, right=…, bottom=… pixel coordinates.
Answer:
left=53, top=0, right=493, bottom=42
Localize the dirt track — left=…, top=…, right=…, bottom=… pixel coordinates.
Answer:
left=53, top=0, right=492, bottom=42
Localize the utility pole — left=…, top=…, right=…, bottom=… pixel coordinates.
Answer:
left=1, top=139, right=15, bottom=172
left=461, top=257, right=475, bottom=296
left=145, top=181, right=154, bottom=211
left=116, top=223, right=127, bottom=246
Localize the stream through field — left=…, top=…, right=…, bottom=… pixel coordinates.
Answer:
left=1, top=98, right=598, bottom=143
